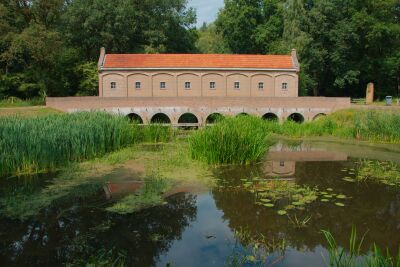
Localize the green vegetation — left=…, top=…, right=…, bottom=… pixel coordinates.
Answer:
left=0, top=112, right=176, bottom=178
left=269, top=110, right=400, bottom=144
left=106, top=174, right=171, bottom=214
left=215, top=0, right=400, bottom=98
left=355, top=160, right=400, bottom=186
left=0, top=112, right=137, bottom=177
left=0, top=97, right=45, bottom=107
left=322, top=226, right=400, bottom=267
left=189, top=116, right=273, bottom=164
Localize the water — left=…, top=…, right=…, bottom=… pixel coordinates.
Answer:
left=0, top=140, right=399, bottom=266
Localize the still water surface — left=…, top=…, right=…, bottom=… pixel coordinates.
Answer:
left=0, top=140, right=399, bottom=266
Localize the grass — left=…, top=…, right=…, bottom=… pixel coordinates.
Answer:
left=0, top=112, right=175, bottom=178
left=189, top=116, right=273, bottom=164
left=322, top=226, right=400, bottom=267
left=274, top=109, right=400, bottom=144
left=0, top=97, right=45, bottom=107
left=0, top=106, right=61, bottom=117
left=0, top=112, right=138, bottom=177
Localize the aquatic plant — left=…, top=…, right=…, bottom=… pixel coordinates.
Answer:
left=140, top=123, right=174, bottom=143
left=287, top=214, right=312, bottom=228
left=106, top=173, right=171, bottom=214
left=321, top=226, right=400, bottom=267
left=264, top=109, right=400, bottom=144
left=189, top=116, right=273, bottom=164
left=0, top=112, right=138, bottom=177
left=355, top=160, right=400, bottom=186
left=228, top=227, right=286, bottom=267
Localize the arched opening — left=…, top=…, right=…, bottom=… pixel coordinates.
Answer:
left=262, top=113, right=279, bottom=122
left=127, top=113, right=143, bottom=124
left=236, top=113, right=249, bottom=117
left=313, top=113, right=327, bottom=121
left=206, top=113, right=224, bottom=124
left=150, top=113, right=171, bottom=124
left=178, top=113, right=198, bottom=124
left=287, top=113, right=304, bottom=123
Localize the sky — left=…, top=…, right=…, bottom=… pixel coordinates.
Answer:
left=188, top=0, right=225, bottom=28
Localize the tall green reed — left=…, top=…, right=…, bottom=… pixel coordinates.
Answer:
left=0, top=112, right=139, bottom=177
left=189, top=116, right=273, bottom=164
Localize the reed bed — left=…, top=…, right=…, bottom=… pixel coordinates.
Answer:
left=270, top=110, right=400, bottom=144
left=0, top=112, right=139, bottom=177
left=189, top=116, right=272, bottom=164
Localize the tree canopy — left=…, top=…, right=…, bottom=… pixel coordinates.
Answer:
left=215, top=0, right=400, bottom=97
left=0, top=0, right=197, bottom=98
left=0, top=0, right=399, bottom=98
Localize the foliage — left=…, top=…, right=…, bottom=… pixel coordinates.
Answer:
left=196, top=23, right=231, bottom=53
left=216, top=0, right=400, bottom=97
left=322, top=226, right=400, bottom=267
left=0, top=96, right=45, bottom=107
left=0, top=0, right=198, bottom=98
left=189, top=116, right=273, bottom=164
left=140, top=124, right=175, bottom=143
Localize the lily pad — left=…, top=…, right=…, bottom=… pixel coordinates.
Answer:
left=292, top=201, right=304, bottom=206
left=335, top=202, right=345, bottom=207
left=320, top=192, right=328, bottom=195
left=263, top=203, right=274, bottom=207
left=327, top=188, right=333, bottom=191
left=260, top=198, right=271, bottom=203
left=321, top=199, right=330, bottom=202
left=325, top=194, right=333, bottom=198
left=336, top=194, right=346, bottom=199
left=277, top=210, right=287, bottom=215
left=285, top=205, right=295, bottom=210
left=342, top=177, right=355, bottom=182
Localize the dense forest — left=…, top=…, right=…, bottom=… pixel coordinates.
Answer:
left=0, top=0, right=399, bottom=99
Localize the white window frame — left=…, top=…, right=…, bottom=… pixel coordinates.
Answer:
left=160, top=81, right=166, bottom=89
left=234, top=81, right=240, bottom=89
left=185, top=81, right=191, bottom=89
left=110, top=82, right=117, bottom=90
left=209, top=81, right=216, bottom=89
left=135, top=81, right=141, bottom=89
left=282, top=82, right=288, bottom=90
left=258, top=82, right=264, bottom=90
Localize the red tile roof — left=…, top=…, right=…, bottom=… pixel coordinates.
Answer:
left=102, top=54, right=295, bottom=69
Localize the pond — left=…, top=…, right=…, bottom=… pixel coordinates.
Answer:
left=0, top=140, right=399, bottom=266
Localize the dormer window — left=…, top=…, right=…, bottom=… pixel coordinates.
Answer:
left=111, top=82, right=117, bottom=90
left=135, top=82, right=141, bottom=89
left=160, top=82, right=166, bottom=89
left=258, top=82, right=264, bottom=90
left=185, top=82, right=191, bottom=89
left=234, top=82, right=240, bottom=89
left=282, top=82, right=288, bottom=90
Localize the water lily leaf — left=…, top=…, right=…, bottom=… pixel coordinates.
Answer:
left=341, top=169, right=348, bottom=172
left=260, top=198, right=271, bottom=202
left=335, top=202, right=345, bottom=207
left=277, top=210, right=287, bottom=215
left=263, top=203, right=274, bottom=207
left=327, top=188, right=333, bottom=191
left=292, top=201, right=303, bottom=206
left=336, top=194, right=346, bottom=199
left=320, top=192, right=328, bottom=195
left=285, top=205, right=295, bottom=210
left=321, top=199, right=330, bottom=202
left=325, top=194, right=333, bottom=198
left=342, top=177, right=355, bottom=182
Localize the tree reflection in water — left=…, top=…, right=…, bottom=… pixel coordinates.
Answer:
left=0, top=193, right=197, bottom=266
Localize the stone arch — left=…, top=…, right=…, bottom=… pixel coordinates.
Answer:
left=262, top=112, right=279, bottom=121
left=177, top=72, right=200, bottom=77
left=150, top=113, right=171, bottom=124
left=102, top=73, right=125, bottom=78
left=287, top=113, right=304, bottom=123
left=313, top=113, right=327, bottom=120
left=178, top=113, right=199, bottom=124
left=206, top=113, right=224, bottom=124
left=127, top=113, right=143, bottom=124
left=274, top=73, right=297, bottom=78
left=236, top=112, right=249, bottom=117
